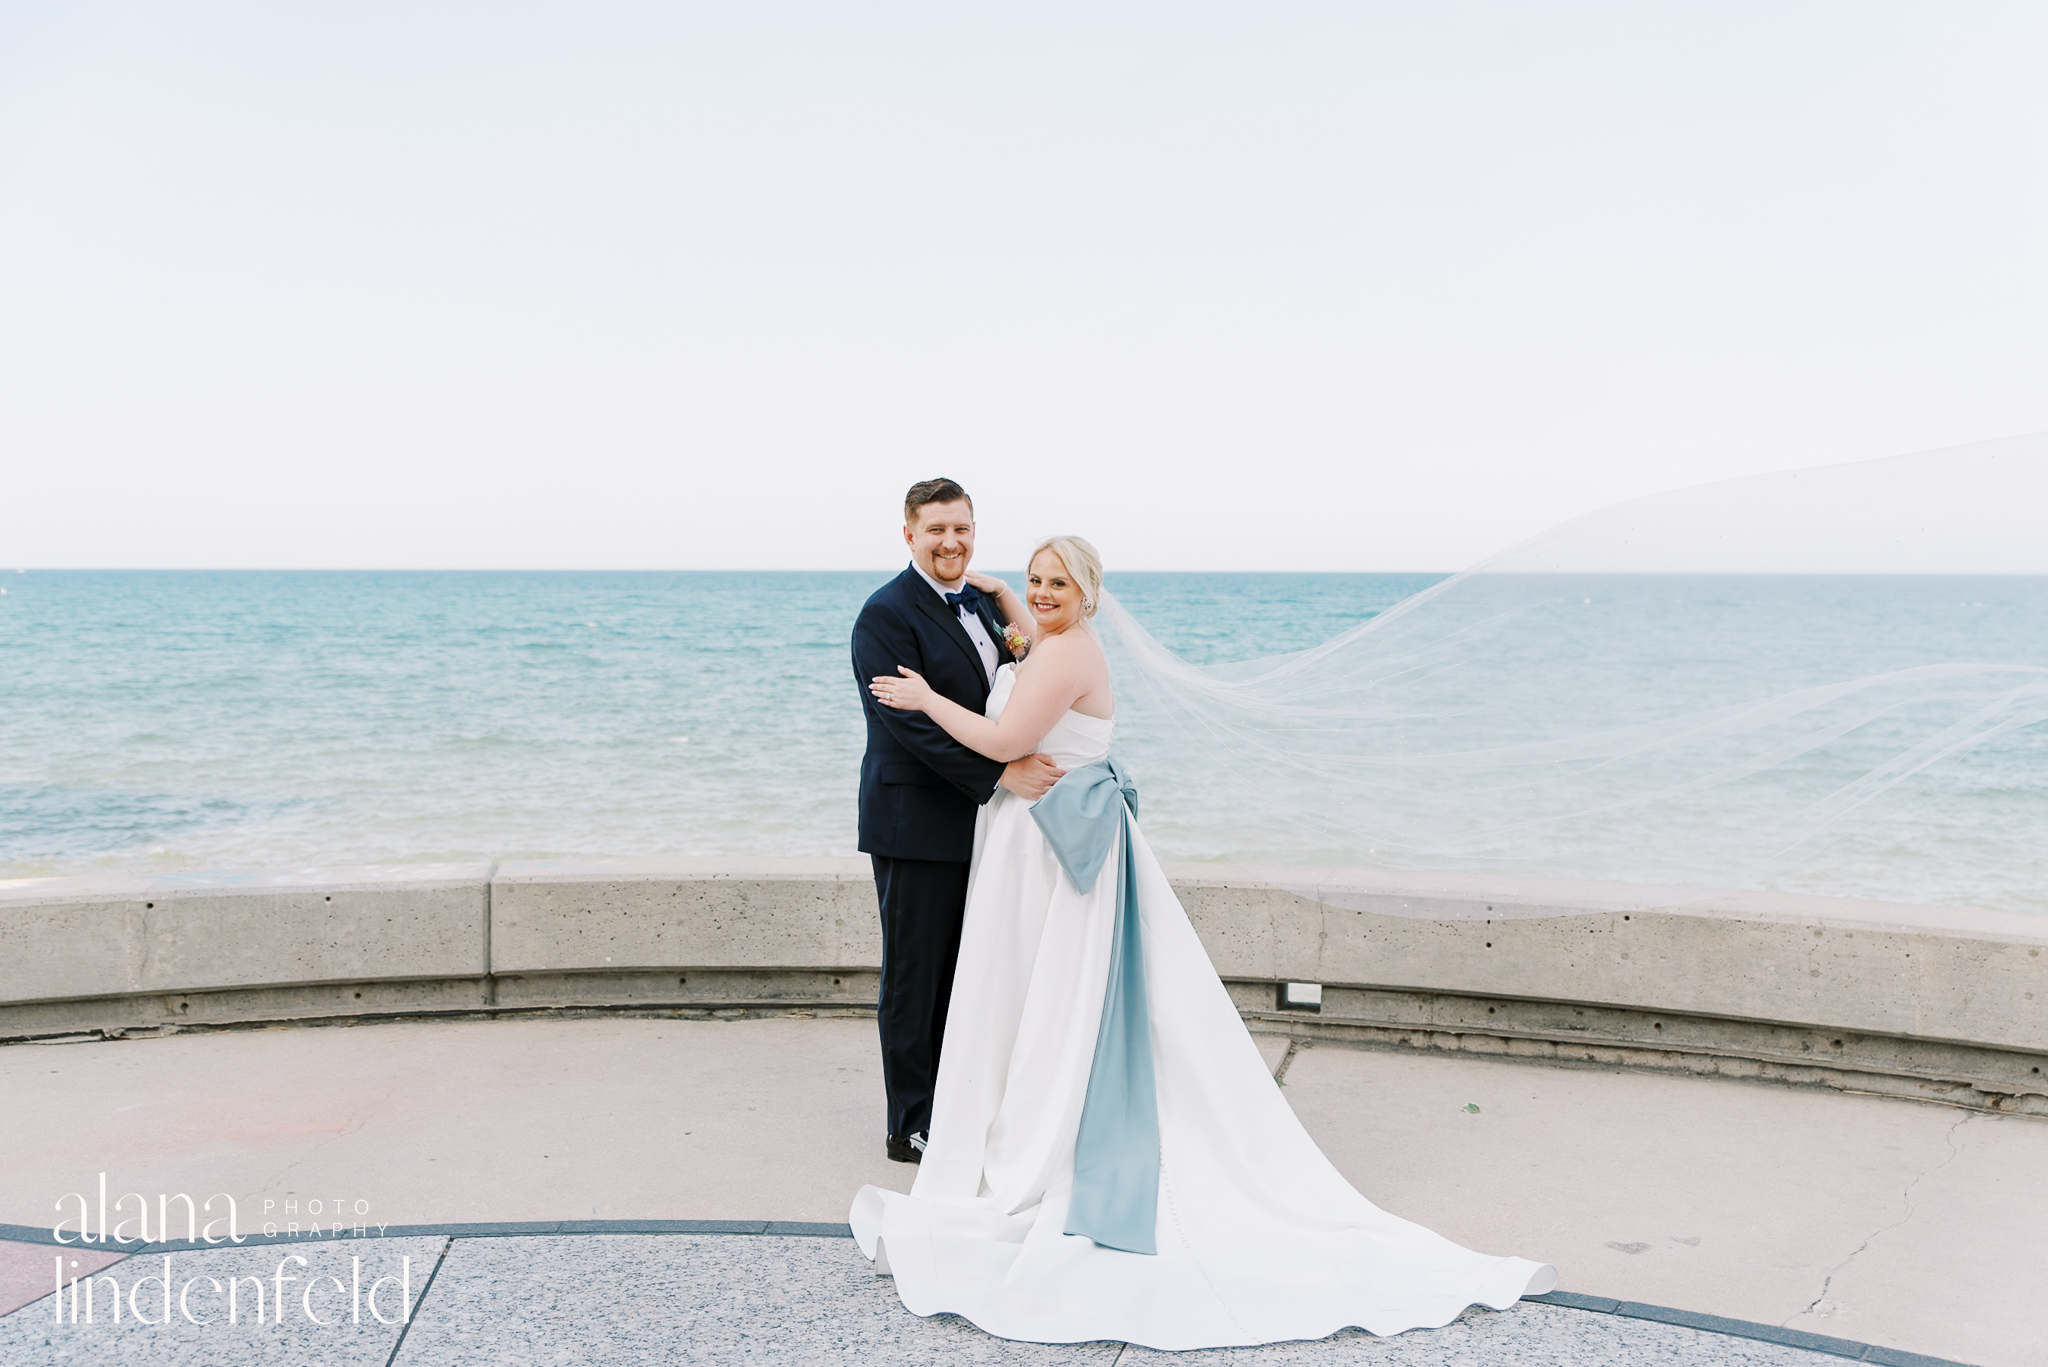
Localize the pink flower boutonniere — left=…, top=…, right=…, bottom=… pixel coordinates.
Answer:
left=1001, top=621, right=1031, bottom=659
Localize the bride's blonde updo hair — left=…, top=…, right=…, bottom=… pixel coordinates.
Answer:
left=1030, top=535, right=1104, bottom=619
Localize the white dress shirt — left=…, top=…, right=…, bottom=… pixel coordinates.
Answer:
left=912, top=563, right=999, bottom=685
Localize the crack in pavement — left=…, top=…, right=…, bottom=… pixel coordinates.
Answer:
left=1787, top=1110, right=1974, bottom=1325
left=1273, top=1038, right=1303, bottom=1086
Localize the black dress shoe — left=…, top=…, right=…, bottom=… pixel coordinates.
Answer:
left=886, top=1131, right=928, bottom=1164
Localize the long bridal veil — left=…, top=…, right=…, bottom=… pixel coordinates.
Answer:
left=1094, top=433, right=2048, bottom=916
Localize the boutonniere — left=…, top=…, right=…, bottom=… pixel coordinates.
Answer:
left=1000, top=621, right=1031, bottom=659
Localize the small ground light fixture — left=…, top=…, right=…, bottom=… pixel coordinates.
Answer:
left=1278, top=982, right=1322, bottom=1012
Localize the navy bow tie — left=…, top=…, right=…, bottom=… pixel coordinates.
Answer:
left=943, top=585, right=982, bottom=613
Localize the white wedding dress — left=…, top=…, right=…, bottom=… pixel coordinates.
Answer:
left=851, top=663, right=1555, bottom=1350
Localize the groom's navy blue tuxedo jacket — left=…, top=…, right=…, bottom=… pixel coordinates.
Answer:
left=852, top=566, right=1015, bottom=862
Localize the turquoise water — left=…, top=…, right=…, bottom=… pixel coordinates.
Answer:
left=2, top=570, right=2042, bottom=914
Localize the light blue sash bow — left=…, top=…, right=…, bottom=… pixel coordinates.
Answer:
left=1029, top=757, right=1158, bottom=1256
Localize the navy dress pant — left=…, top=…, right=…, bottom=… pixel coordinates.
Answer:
left=870, top=853, right=971, bottom=1138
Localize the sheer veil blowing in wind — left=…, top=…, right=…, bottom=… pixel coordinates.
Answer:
left=1095, top=434, right=2048, bottom=916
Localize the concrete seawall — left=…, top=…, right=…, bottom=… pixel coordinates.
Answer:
left=4, top=858, right=2045, bottom=1114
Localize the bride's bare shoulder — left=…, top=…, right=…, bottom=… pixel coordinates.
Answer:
left=1028, top=628, right=1109, bottom=674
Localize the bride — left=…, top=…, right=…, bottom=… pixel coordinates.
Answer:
left=857, top=535, right=1555, bottom=1351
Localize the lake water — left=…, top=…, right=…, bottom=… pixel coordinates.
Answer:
left=2, top=569, right=2042, bottom=915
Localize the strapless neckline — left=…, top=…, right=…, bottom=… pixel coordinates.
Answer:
left=988, top=663, right=1114, bottom=723
left=987, top=662, right=1114, bottom=766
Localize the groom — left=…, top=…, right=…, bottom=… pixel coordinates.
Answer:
left=852, top=478, right=1065, bottom=1163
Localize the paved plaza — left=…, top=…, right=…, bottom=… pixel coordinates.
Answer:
left=0, top=1228, right=1950, bottom=1366
left=3, top=1014, right=2038, bottom=1366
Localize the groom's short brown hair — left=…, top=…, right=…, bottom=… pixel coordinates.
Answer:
left=904, top=478, right=972, bottom=524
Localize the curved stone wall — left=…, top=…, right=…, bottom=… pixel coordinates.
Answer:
left=3, top=858, right=2045, bottom=1113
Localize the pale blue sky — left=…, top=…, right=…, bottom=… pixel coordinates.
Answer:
left=3, top=3, right=2044, bottom=570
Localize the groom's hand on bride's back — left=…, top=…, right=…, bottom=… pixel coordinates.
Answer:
left=998, top=754, right=1065, bottom=800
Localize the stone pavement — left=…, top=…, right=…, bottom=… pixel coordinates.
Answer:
left=0, top=1229, right=1939, bottom=1366
left=3, top=1013, right=2039, bottom=1366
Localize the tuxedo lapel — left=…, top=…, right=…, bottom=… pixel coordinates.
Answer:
left=912, top=581, right=991, bottom=689
left=977, top=598, right=1015, bottom=667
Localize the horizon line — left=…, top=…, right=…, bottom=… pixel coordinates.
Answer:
left=6, top=566, right=2046, bottom=577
